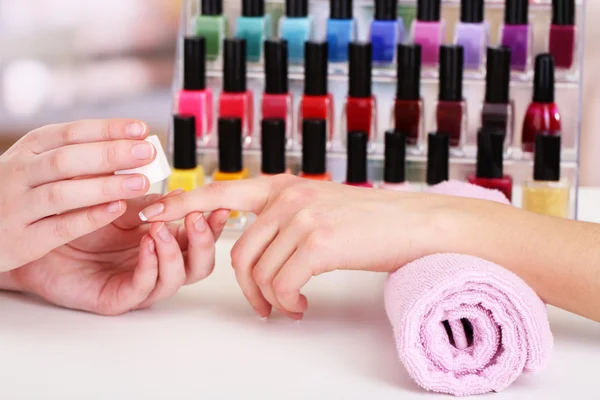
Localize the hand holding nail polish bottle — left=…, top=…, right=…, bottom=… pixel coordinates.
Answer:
left=261, top=118, right=289, bottom=176
left=235, top=0, right=272, bottom=62
left=500, top=0, right=532, bottom=72
left=370, top=0, right=405, bottom=64
left=426, top=132, right=450, bottom=187
left=168, top=115, right=205, bottom=192
left=261, top=39, right=293, bottom=142
left=279, top=0, right=313, bottom=63
left=300, top=119, right=332, bottom=181
left=380, top=130, right=411, bottom=191
left=344, top=131, right=373, bottom=188
left=177, top=36, right=213, bottom=141
left=393, top=44, right=424, bottom=148
left=549, top=0, right=576, bottom=72
left=411, top=0, right=445, bottom=67
left=326, top=0, right=357, bottom=63
left=454, top=0, right=488, bottom=72
left=196, top=0, right=227, bottom=61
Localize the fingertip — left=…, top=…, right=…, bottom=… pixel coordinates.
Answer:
left=125, top=121, right=148, bottom=139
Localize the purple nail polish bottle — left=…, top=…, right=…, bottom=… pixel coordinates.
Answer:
left=500, top=0, right=532, bottom=72
left=411, top=0, right=445, bottom=67
left=454, top=0, right=488, bottom=71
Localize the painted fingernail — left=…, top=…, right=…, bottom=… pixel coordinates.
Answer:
left=157, top=223, right=171, bottom=243
left=139, top=203, right=164, bottom=221
left=148, top=239, right=155, bottom=254
left=126, top=122, right=146, bottom=138
left=194, top=214, right=207, bottom=232
left=131, top=142, right=154, bottom=160
left=106, top=201, right=122, bottom=213
left=160, top=189, right=184, bottom=200
left=124, top=176, right=146, bottom=191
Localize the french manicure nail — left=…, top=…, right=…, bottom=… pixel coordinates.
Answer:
left=131, top=143, right=154, bottom=160
left=157, top=223, right=171, bottom=243
left=139, top=203, right=165, bottom=221
left=106, top=201, right=121, bottom=213
left=126, top=122, right=146, bottom=138
left=124, top=176, right=146, bottom=191
left=194, top=214, right=207, bottom=232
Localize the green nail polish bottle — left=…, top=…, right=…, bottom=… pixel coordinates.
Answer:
left=235, top=0, right=272, bottom=62
left=197, top=0, right=227, bottom=61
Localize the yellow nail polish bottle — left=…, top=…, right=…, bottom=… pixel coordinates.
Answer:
left=522, top=133, right=570, bottom=218
left=214, top=117, right=249, bottom=223
left=168, top=114, right=205, bottom=192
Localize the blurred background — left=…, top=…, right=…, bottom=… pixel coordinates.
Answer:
left=0, top=0, right=598, bottom=185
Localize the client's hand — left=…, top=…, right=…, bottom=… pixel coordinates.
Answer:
left=138, top=175, right=456, bottom=319
left=8, top=191, right=229, bottom=315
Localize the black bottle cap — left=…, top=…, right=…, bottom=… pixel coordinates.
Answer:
left=552, top=0, right=575, bottom=25
left=475, top=127, right=505, bottom=179
left=504, top=0, right=529, bottom=25
left=349, top=42, right=372, bottom=98
left=242, top=0, right=264, bottom=16
left=533, top=54, right=555, bottom=103
left=427, top=132, right=449, bottom=185
left=261, top=119, right=286, bottom=174
left=384, top=130, right=406, bottom=183
left=202, top=0, right=222, bottom=15
left=485, top=46, right=511, bottom=104
left=346, top=131, right=368, bottom=183
left=461, top=0, right=484, bottom=23
left=223, top=38, right=247, bottom=93
left=396, top=44, right=422, bottom=100
left=304, top=42, right=328, bottom=95
left=439, top=45, right=464, bottom=102
left=533, top=133, right=561, bottom=181
left=417, top=0, right=441, bottom=22
left=183, top=36, right=206, bottom=91
left=375, top=0, right=398, bottom=21
left=330, top=0, right=353, bottom=19
left=265, top=39, right=289, bottom=94
left=173, top=114, right=197, bottom=170
left=286, top=0, right=308, bottom=17
left=302, top=119, right=327, bottom=174
left=218, top=117, right=243, bottom=173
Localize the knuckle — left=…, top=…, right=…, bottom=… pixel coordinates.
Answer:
left=293, top=208, right=318, bottom=230
left=304, top=230, right=328, bottom=252
left=277, top=186, right=317, bottom=207
left=44, top=184, right=65, bottom=206
left=60, top=123, right=77, bottom=144
left=49, top=151, right=70, bottom=175
left=100, top=120, right=113, bottom=141
left=52, top=217, right=72, bottom=241
left=252, top=264, right=271, bottom=286
left=273, top=279, right=291, bottom=298
left=230, top=244, right=243, bottom=270
left=204, top=181, right=229, bottom=197
left=102, top=143, right=119, bottom=168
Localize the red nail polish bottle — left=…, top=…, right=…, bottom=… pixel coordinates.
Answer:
left=467, top=127, right=513, bottom=201
left=298, top=42, right=334, bottom=142
left=522, top=54, right=561, bottom=153
left=434, top=45, right=467, bottom=149
left=219, top=38, right=254, bottom=140
left=177, top=36, right=213, bottom=140
left=549, top=0, right=576, bottom=71
left=344, top=131, right=373, bottom=187
left=393, top=44, right=424, bottom=148
left=261, top=40, right=293, bottom=141
left=343, top=42, right=377, bottom=143
left=300, top=119, right=332, bottom=181
left=426, top=132, right=449, bottom=186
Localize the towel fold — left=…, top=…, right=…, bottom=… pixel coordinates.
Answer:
left=384, top=180, right=553, bottom=396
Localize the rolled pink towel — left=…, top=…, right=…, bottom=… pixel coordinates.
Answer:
left=384, top=180, right=553, bottom=396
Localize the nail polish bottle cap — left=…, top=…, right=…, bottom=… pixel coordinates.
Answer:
left=375, top=0, right=397, bottom=21
left=384, top=130, right=406, bottom=183
left=552, top=0, right=575, bottom=26
left=183, top=36, right=206, bottom=91
left=439, top=45, right=464, bottom=102
left=534, top=133, right=561, bottom=181
left=417, top=0, right=441, bottom=22
left=533, top=54, right=555, bottom=103
left=476, top=126, right=505, bottom=179
left=346, top=131, right=368, bottom=183
left=485, top=46, right=511, bottom=104
left=461, top=0, right=484, bottom=23
left=261, top=119, right=286, bottom=174
left=349, top=42, right=372, bottom=98
left=173, top=114, right=198, bottom=170
left=330, top=0, right=353, bottom=20
left=202, top=0, right=223, bottom=15
left=302, top=119, right=327, bottom=174
left=286, top=0, right=308, bottom=17
left=218, top=117, right=243, bottom=173
left=504, top=0, right=529, bottom=25
left=242, top=0, right=265, bottom=16
left=427, top=132, right=449, bottom=185
left=304, top=42, right=328, bottom=96
left=223, top=39, right=247, bottom=93
left=265, top=39, right=289, bottom=94
left=396, top=44, right=422, bottom=100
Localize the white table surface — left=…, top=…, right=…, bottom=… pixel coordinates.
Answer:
left=1, top=188, right=600, bottom=399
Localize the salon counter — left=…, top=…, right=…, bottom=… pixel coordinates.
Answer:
left=1, top=188, right=600, bottom=399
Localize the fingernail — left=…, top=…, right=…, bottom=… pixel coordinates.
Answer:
left=160, top=189, right=184, bottom=200
left=157, top=223, right=171, bottom=243
left=194, top=214, right=207, bottom=232
left=131, top=143, right=154, bottom=160
left=106, top=201, right=122, bottom=213
left=124, top=176, right=146, bottom=191
left=259, top=316, right=268, bottom=322
left=139, top=203, right=164, bottom=221
left=126, top=122, right=146, bottom=138
left=148, top=239, right=155, bottom=254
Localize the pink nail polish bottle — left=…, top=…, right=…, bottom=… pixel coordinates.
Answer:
left=411, top=0, right=446, bottom=67
left=380, top=130, right=411, bottom=191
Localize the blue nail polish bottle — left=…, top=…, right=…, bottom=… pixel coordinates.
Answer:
left=235, top=0, right=272, bottom=62
left=326, top=0, right=357, bottom=63
left=279, top=0, right=313, bottom=63
left=370, top=0, right=405, bottom=64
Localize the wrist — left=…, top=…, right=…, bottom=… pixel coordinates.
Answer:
left=0, top=271, right=23, bottom=292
